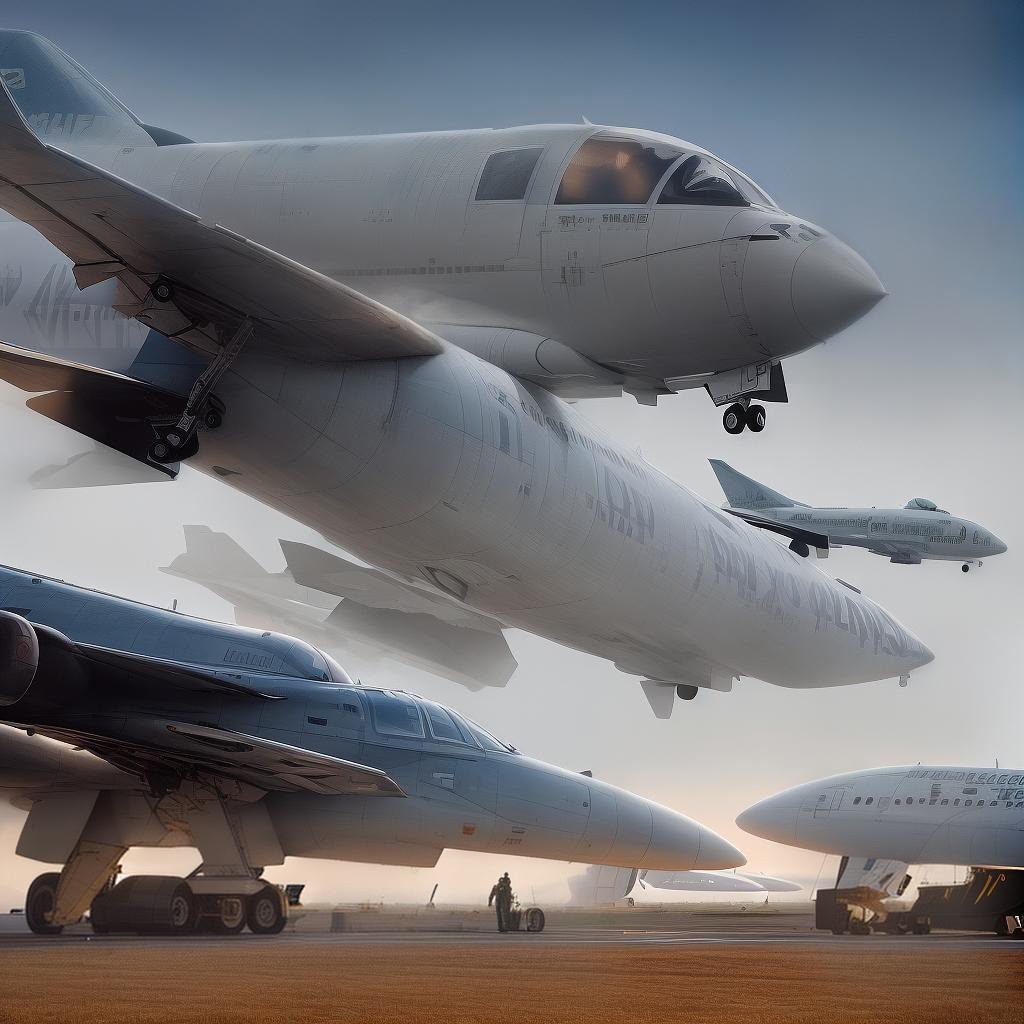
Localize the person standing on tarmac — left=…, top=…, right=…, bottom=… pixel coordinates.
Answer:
left=488, top=872, right=513, bottom=932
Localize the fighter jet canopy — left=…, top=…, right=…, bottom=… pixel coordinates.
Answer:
left=904, top=497, right=948, bottom=513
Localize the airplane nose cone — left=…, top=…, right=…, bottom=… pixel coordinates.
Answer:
left=735, top=793, right=800, bottom=846
left=693, top=826, right=747, bottom=871
left=637, top=799, right=746, bottom=870
left=991, top=537, right=1008, bottom=555
left=791, top=235, right=887, bottom=342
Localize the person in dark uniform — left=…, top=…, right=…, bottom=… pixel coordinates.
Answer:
left=488, top=872, right=513, bottom=931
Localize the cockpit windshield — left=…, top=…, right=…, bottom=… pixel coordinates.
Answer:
left=555, top=134, right=681, bottom=205
left=657, top=154, right=762, bottom=207
left=905, top=497, right=948, bottom=514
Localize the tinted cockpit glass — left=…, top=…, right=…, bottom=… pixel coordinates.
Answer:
left=454, top=713, right=518, bottom=753
left=658, top=154, right=751, bottom=207
left=555, top=135, right=680, bottom=205
left=905, top=497, right=947, bottom=513
left=420, top=699, right=473, bottom=744
left=476, top=147, right=543, bottom=201
left=366, top=690, right=425, bottom=738
left=320, top=651, right=354, bottom=685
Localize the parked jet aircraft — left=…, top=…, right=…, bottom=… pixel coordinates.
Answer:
left=568, top=864, right=800, bottom=906
left=710, top=460, right=1008, bottom=571
left=736, top=765, right=1024, bottom=868
left=0, top=563, right=742, bottom=935
left=0, top=32, right=930, bottom=716
left=161, top=526, right=517, bottom=691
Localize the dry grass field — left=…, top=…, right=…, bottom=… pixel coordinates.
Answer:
left=0, top=944, right=1020, bottom=1024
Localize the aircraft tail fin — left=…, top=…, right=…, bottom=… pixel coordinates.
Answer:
left=709, top=459, right=802, bottom=510
left=0, top=30, right=189, bottom=148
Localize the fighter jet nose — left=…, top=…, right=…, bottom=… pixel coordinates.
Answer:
left=735, top=793, right=799, bottom=846
left=694, top=827, right=747, bottom=871
left=791, top=235, right=887, bottom=342
left=634, top=800, right=745, bottom=870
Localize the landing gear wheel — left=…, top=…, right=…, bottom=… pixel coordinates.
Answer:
left=246, top=884, right=286, bottom=935
left=524, top=907, right=546, bottom=932
left=849, top=919, right=872, bottom=935
left=151, top=279, right=175, bottom=303
left=26, top=873, right=63, bottom=935
left=962, top=564, right=970, bottom=573
left=203, top=408, right=223, bottom=430
left=723, top=403, right=746, bottom=435
left=745, top=404, right=766, bottom=432
left=204, top=897, right=246, bottom=934
left=167, top=883, right=197, bottom=935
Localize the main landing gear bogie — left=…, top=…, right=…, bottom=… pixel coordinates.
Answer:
left=25, top=872, right=287, bottom=937
left=722, top=402, right=766, bottom=435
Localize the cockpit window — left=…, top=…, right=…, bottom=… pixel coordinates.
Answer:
left=905, top=497, right=948, bottom=513
left=657, top=154, right=752, bottom=207
left=555, top=134, right=680, bottom=205
left=320, top=651, right=354, bottom=685
left=454, top=712, right=518, bottom=754
left=420, top=699, right=474, bottom=744
left=476, top=148, right=544, bottom=201
left=365, top=690, right=425, bottom=739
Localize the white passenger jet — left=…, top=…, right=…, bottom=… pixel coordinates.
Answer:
left=711, top=461, right=1008, bottom=571
left=0, top=31, right=928, bottom=715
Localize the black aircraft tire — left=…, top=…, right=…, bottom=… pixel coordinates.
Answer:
left=524, top=907, right=546, bottom=932
left=746, top=404, right=766, bottom=432
left=723, top=404, right=745, bottom=435
left=247, top=885, right=286, bottom=935
left=26, top=873, right=63, bottom=935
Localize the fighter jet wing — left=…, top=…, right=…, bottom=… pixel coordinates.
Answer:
left=33, top=720, right=405, bottom=797
left=721, top=507, right=830, bottom=554
left=0, top=341, right=184, bottom=477
left=0, top=78, right=443, bottom=363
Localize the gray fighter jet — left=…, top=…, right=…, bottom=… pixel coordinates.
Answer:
left=0, top=563, right=742, bottom=936
left=710, top=460, right=1007, bottom=572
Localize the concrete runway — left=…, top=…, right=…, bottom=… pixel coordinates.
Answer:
left=1, top=912, right=1019, bottom=951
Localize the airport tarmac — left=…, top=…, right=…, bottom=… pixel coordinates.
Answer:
left=0, top=930, right=1020, bottom=1024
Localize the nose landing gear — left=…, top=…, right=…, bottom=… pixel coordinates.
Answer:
left=722, top=401, right=767, bottom=435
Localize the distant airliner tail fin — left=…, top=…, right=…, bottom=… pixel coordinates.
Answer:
left=0, top=29, right=190, bottom=148
left=709, top=459, right=802, bottom=510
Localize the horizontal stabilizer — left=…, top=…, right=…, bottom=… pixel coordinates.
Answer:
left=0, top=341, right=182, bottom=477
left=709, top=459, right=803, bottom=510
left=167, top=525, right=274, bottom=583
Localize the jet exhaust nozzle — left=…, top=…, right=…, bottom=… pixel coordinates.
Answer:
left=0, top=611, right=39, bottom=706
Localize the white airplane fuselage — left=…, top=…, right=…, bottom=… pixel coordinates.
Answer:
left=737, top=766, right=1024, bottom=869
left=747, top=506, right=1006, bottom=566
left=0, top=128, right=925, bottom=694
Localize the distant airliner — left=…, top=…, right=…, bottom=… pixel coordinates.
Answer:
left=711, top=460, right=1007, bottom=571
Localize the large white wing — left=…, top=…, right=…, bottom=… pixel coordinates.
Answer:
left=0, top=77, right=443, bottom=363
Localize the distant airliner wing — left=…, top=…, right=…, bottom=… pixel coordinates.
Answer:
left=0, top=79, right=443, bottom=362
left=722, top=508, right=830, bottom=553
